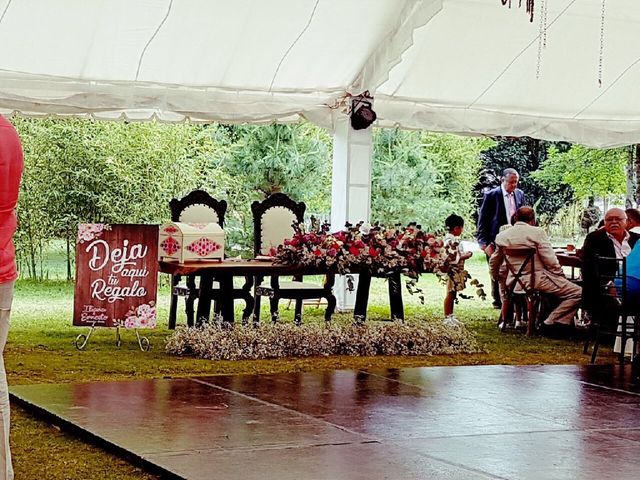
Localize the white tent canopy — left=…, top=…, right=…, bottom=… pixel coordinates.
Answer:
left=0, top=0, right=638, bottom=147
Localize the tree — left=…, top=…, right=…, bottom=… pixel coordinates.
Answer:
left=214, top=123, right=331, bottom=199
left=477, top=137, right=573, bottom=220
left=532, top=144, right=627, bottom=202
left=372, top=129, right=493, bottom=233
left=211, top=123, right=333, bottom=253
left=12, top=117, right=223, bottom=279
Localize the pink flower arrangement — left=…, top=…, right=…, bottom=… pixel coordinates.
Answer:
left=77, top=223, right=111, bottom=244
left=117, top=301, right=157, bottom=329
left=274, top=221, right=458, bottom=279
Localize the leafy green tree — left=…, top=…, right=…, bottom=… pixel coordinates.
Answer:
left=372, top=129, right=493, bottom=234
left=212, top=123, right=333, bottom=253
left=532, top=144, right=627, bottom=201
left=12, top=117, right=223, bottom=279
left=477, top=137, right=573, bottom=220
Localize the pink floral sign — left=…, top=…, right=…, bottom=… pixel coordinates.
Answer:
left=74, top=224, right=159, bottom=329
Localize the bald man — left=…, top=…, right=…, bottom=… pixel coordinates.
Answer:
left=490, top=207, right=581, bottom=326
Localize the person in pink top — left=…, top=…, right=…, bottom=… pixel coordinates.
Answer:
left=0, top=114, right=23, bottom=480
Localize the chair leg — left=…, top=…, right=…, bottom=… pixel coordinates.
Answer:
left=241, top=292, right=255, bottom=326
left=253, top=295, right=262, bottom=326
left=294, top=299, right=303, bottom=326
left=269, top=296, right=280, bottom=324
left=619, top=316, right=627, bottom=366
left=325, top=293, right=336, bottom=322
left=591, top=339, right=600, bottom=364
left=583, top=323, right=594, bottom=354
left=185, top=295, right=197, bottom=328
left=526, top=297, right=535, bottom=336
left=590, top=324, right=601, bottom=364
left=168, top=275, right=180, bottom=329
left=632, top=316, right=640, bottom=376
left=185, top=275, right=198, bottom=328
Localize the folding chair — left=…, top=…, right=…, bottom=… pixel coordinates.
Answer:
left=499, top=247, right=541, bottom=336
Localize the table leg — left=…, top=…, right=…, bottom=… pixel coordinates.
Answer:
left=354, top=272, right=371, bottom=324
left=388, top=273, right=404, bottom=322
left=218, top=274, right=235, bottom=324
left=196, top=273, right=214, bottom=327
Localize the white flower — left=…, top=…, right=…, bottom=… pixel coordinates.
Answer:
left=359, top=223, right=372, bottom=235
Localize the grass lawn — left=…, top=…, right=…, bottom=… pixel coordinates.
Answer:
left=8, top=256, right=608, bottom=479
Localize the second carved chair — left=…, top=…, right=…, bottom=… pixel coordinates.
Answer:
left=251, top=193, right=336, bottom=325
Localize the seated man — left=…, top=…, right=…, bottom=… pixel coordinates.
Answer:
left=490, top=207, right=581, bottom=326
left=625, top=207, right=640, bottom=233
left=581, top=208, right=640, bottom=322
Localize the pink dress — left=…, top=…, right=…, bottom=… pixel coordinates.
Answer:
left=0, top=115, right=23, bottom=284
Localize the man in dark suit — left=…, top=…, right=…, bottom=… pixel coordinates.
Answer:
left=581, top=208, right=640, bottom=319
left=477, top=168, right=526, bottom=308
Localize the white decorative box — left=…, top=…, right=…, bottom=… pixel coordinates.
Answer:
left=158, top=222, right=224, bottom=263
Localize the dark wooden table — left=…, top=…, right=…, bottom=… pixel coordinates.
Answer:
left=159, top=260, right=405, bottom=324
left=556, top=251, right=582, bottom=282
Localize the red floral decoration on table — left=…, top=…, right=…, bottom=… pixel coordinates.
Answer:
left=275, top=222, right=450, bottom=274
left=274, top=221, right=485, bottom=303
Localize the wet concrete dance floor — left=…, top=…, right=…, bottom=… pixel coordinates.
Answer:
left=10, top=364, right=640, bottom=480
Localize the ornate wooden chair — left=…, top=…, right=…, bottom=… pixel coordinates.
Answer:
left=168, top=190, right=253, bottom=328
left=251, top=193, right=336, bottom=325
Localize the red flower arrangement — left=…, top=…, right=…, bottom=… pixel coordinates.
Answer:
left=274, top=221, right=456, bottom=278
left=273, top=221, right=485, bottom=303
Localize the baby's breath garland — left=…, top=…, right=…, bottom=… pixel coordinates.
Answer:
left=166, top=320, right=481, bottom=361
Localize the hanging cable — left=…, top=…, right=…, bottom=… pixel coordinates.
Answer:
left=470, top=0, right=578, bottom=108
left=268, top=0, right=320, bottom=92
left=574, top=56, right=640, bottom=118
left=0, top=0, right=13, bottom=26
left=598, top=0, right=606, bottom=87
left=136, top=0, right=174, bottom=81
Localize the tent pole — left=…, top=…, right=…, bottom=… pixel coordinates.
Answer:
left=330, top=112, right=373, bottom=311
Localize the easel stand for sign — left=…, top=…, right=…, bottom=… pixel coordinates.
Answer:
left=74, top=323, right=151, bottom=352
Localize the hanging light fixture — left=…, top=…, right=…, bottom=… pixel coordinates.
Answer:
left=501, top=0, right=607, bottom=86
left=350, top=91, right=377, bottom=131
left=500, top=0, right=535, bottom=22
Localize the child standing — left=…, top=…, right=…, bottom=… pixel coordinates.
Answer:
left=443, top=214, right=473, bottom=323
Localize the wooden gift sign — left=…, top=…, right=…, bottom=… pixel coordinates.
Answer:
left=73, top=224, right=159, bottom=328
